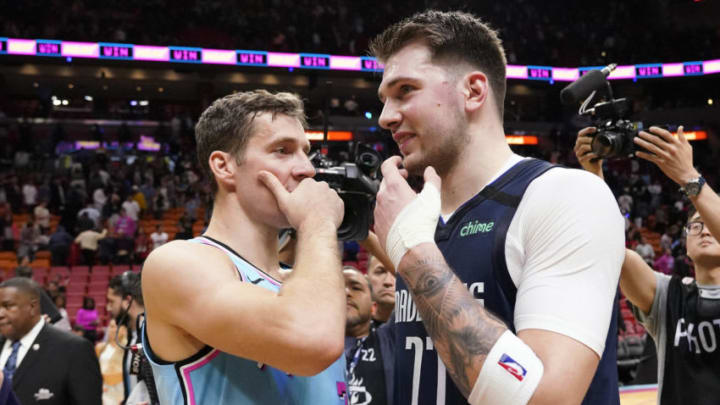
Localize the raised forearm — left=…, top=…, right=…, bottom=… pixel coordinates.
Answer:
left=282, top=222, right=345, bottom=329
left=398, top=244, right=507, bottom=397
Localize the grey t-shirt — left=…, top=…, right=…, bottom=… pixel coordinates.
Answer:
left=632, top=273, right=720, bottom=403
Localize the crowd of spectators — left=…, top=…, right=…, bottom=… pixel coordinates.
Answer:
left=2, top=0, right=718, bottom=66
left=0, top=141, right=210, bottom=270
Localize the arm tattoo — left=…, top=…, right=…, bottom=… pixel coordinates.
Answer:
left=401, top=253, right=508, bottom=397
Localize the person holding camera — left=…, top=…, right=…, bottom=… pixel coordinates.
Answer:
left=575, top=125, right=720, bottom=405
left=371, top=10, right=624, bottom=405
left=142, top=90, right=348, bottom=404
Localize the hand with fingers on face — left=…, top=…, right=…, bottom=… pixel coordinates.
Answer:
left=373, top=156, right=442, bottom=270
left=258, top=171, right=344, bottom=232
left=633, top=125, right=700, bottom=186
left=574, top=127, right=604, bottom=178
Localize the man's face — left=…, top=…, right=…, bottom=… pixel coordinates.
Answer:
left=686, top=213, right=720, bottom=264
left=377, top=41, right=468, bottom=175
left=233, top=113, right=315, bottom=229
left=106, top=288, right=126, bottom=321
left=0, top=287, right=39, bottom=341
left=344, top=270, right=373, bottom=328
left=366, top=256, right=395, bottom=307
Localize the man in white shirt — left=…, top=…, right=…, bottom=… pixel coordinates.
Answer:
left=0, top=277, right=101, bottom=405
left=21, top=182, right=37, bottom=212
left=121, top=195, right=140, bottom=222
left=150, top=225, right=169, bottom=251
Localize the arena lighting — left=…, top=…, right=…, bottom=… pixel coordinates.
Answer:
left=305, top=130, right=353, bottom=141
left=1, top=37, right=719, bottom=80
left=505, top=135, right=539, bottom=145
left=673, top=130, right=707, bottom=141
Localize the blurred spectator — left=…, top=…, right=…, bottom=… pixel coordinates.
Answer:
left=113, top=208, right=136, bottom=263
left=71, top=323, right=86, bottom=338
left=16, top=220, right=40, bottom=261
left=0, top=212, right=15, bottom=251
left=184, top=191, right=200, bottom=222
left=21, top=178, right=37, bottom=212
left=33, top=201, right=50, bottom=233
left=131, top=185, right=147, bottom=213
left=653, top=248, right=675, bottom=275
left=53, top=294, right=71, bottom=332
left=48, top=225, right=73, bottom=266
left=152, top=193, right=167, bottom=220
left=95, top=319, right=126, bottom=405
left=76, top=296, right=99, bottom=342
left=133, top=229, right=151, bottom=264
left=75, top=227, right=108, bottom=266
left=635, top=235, right=655, bottom=266
left=121, top=195, right=140, bottom=222
left=93, top=186, right=108, bottom=212
left=173, top=223, right=193, bottom=240
left=78, top=202, right=101, bottom=229
left=150, top=225, right=168, bottom=251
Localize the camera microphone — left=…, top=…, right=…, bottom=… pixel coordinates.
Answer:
left=560, top=63, right=617, bottom=105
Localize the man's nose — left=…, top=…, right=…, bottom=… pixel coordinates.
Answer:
left=378, top=101, right=401, bottom=131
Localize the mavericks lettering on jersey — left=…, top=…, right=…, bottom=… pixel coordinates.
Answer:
left=395, top=282, right=485, bottom=324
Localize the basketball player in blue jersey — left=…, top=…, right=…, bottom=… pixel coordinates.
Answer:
left=141, top=90, right=348, bottom=404
left=370, top=10, right=625, bottom=405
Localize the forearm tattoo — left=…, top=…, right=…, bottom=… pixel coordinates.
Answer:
left=402, top=254, right=508, bottom=397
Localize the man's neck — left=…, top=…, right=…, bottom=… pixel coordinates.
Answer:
left=440, top=125, right=512, bottom=216
left=204, top=195, right=281, bottom=279
left=373, top=303, right=393, bottom=323
left=347, top=321, right=371, bottom=338
left=695, top=265, right=720, bottom=286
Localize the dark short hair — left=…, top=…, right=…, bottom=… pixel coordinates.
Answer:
left=109, top=272, right=144, bottom=306
left=343, top=267, right=374, bottom=297
left=0, top=277, right=42, bottom=301
left=194, top=90, right=307, bottom=193
left=369, top=10, right=507, bottom=118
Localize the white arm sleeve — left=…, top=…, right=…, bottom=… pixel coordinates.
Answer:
left=506, top=168, right=625, bottom=356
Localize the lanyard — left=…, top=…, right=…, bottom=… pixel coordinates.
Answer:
left=346, top=335, right=368, bottom=380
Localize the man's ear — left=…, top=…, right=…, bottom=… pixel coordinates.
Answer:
left=209, top=151, right=237, bottom=190
left=463, top=71, right=489, bottom=114
left=371, top=301, right=378, bottom=317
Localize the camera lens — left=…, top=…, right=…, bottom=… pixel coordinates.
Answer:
left=591, top=132, right=617, bottom=158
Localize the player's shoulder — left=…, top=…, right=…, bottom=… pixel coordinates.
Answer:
left=526, top=165, right=615, bottom=204
left=144, top=239, right=222, bottom=277
left=535, top=165, right=610, bottom=190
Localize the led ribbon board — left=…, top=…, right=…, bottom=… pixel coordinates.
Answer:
left=2, top=37, right=718, bottom=80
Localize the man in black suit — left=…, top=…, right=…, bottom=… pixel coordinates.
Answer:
left=0, top=277, right=102, bottom=405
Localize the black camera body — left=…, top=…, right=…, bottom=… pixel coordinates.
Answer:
left=587, top=98, right=646, bottom=159
left=312, top=144, right=381, bottom=241
left=561, top=64, right=665, bottom=160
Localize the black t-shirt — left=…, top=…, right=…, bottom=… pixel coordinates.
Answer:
left=346, top=330, right=388, bottom=405
left=661, top=277, right=720, bottom=405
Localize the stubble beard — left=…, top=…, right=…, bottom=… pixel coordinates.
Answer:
left=404, top=116, right=469, bottom=178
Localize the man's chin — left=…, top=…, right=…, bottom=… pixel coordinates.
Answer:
left=401, top=156, right=426, bottom=176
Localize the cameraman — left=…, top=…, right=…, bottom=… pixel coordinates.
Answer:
left=106, top=272, right=150, bottom=403
left=575, top=125, right=720, bottom=405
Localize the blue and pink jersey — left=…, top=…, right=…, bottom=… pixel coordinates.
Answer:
left=142, top=236, right=348, bottom=404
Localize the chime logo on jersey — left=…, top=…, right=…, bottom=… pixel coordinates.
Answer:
left=498, top=353, right=527, bottom=381
left=459, top=220, right=494, bottom=237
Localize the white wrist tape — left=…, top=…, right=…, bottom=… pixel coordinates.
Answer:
left=384, top=183, right=441, bottom=269
left=467, top=330, right=544, bottom=405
